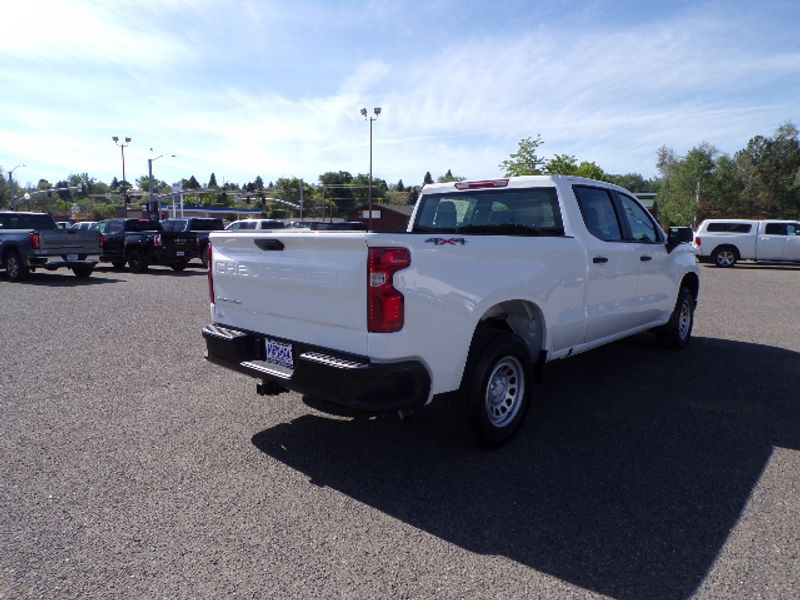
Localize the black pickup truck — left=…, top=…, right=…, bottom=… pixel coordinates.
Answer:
left=96, top=218, right=199, bottom=273
left=161, top=217, right=224, bottom=268
left=0, top=211, right=100, bottom=281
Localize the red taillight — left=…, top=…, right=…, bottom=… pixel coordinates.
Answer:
left=29, top=232, right=41, bottom=249
left=368, top=247, right=411, bottom=333
left=694, top=236, right=701, bottom=246
left=98, top=233, right=105, bottom=248
left=454, top=178, right=509, bottom=190
left=207, top=243, right=215, bottom=303
left=154, top=233, right=162, bottom=247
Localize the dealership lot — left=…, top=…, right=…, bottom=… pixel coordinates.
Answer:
left=1, top=264, right=798, bottom=599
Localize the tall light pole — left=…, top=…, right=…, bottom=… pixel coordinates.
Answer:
left=112, top=136, right=132, bottom=217
left=148, top=150, right=176, bottom=220
left=360, top=106, right=381, bottom=230
left=8, top=164, right=26, bottom=211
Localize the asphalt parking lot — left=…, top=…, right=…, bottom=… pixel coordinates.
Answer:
left=1, top=262, right=798, bottom=599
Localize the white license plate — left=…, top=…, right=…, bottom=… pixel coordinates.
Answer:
left=67, top=254, right=79, bottom=261
left=265, top=338, right=294, bottom=369
left=176, top=251, right=185, bottom=257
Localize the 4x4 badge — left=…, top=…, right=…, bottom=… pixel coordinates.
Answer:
left=425, top=237, right=467, bottom=246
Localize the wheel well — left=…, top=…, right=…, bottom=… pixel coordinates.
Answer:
left=470, top=300, right=545, bottom=363
left=681, top=272, right=700, bottom=302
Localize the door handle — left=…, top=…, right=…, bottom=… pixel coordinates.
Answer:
left=640, top=255, right=652, bottom=262
left=593, top=256, right=608, bottom=264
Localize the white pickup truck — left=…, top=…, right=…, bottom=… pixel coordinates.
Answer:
left=693, top=219, right=800, bottom=267
left=203, top=176, right=699, bottom=446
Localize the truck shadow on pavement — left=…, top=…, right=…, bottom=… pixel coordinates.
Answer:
left=1, top=272, right=121, bottom=286
left=251, top=335, right=798, bottom=600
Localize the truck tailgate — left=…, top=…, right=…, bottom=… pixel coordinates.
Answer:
left=210, top=231, right=369, bottom=356
left=39, top=229, right=100, bottom=254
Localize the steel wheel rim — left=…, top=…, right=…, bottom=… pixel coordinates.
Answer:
left=484, top=355, right=525, bottom=428
left=678, top=299, right=692, bottom=340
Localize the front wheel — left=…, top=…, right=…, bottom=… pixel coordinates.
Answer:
left=72, top=265, right=94, bottom=278
left=3, top=250, right=29, bottom=281
left=657, top=287, right=695, bottom=350
left=460, top=332, right=534, bottom=447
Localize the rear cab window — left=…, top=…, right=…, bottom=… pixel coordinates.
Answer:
left=706, top=222, right=753, bottom=233
left=412, top=187, right=564, bottom=236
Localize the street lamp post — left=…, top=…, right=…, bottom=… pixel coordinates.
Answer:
left=112, top=136, right=132, bottom=217
left=148, top=151, right=176, bottom=220
left=8, top=164, right=26, bottom=211
left=360, top=107, right=381, bottom=230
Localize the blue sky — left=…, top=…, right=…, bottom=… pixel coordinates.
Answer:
left=1, top=0, right=798, bottom=190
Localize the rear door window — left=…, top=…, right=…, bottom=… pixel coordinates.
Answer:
left=764, top=223, right=788, bottom=235
left=573, top=186, right=623, bottom=242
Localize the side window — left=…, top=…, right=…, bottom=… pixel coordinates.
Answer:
left=574, top=186, right=622, bottom=242
left=619, top=194, right=660, bottom=243
left=228, top=223, right=240, bottom=230
left=764, top=223, right=787, bottom=235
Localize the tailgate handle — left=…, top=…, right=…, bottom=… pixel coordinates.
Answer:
left=254, top=239, right=285, bottom=251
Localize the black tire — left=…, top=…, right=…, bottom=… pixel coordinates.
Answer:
left=127, top=250, right=148, bottom=273
left=200, top=246, right=209, bottom=268
left=72, top=265, right=94, bottom=278
left=459, top=331, right=534, bottom=447
left=656, top=286, right=695, bottom=350
left=111, top=261, right=126, bottom=270
left=3, top=250, right=29, bottom=281
left=170, top=262, right=187, bottom=272
left=711, top=246, right=737, bottom=268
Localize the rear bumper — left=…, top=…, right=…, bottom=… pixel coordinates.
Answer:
left=29, top=255, right=99, bottom=269
left=202, top=324, right=430, bottom=412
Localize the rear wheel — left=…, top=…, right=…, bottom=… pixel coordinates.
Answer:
left=127, top=250, right=148, bottom=273
left=459, top=331, right=534, bottom=447
left=711, top=247, right=737, bottom=267
left=171, top=262, right=187, bottom=272
left=3, top=250, right=29, bottom=281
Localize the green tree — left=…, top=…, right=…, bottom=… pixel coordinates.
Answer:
left=208, top=173, right=218, bottom=188
left=319, top=171, right=355, bottom=215
left=423, top=171, right=433, bottom=185
left=395, top=179, right=405, bottom=192
left=735, top=123, right=800, bottom=217
left=657, top=143, right=717, bottom=227
left=437, top=169, right=465, bottom=183
left=499, top=135, right=546, bottom=176
left=180, top=175, right=201, bottom=191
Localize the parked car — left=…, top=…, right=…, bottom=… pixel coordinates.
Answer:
left=56, top=221, right=72, bottom=229
left=693, top=219, right=800, bottom=266
left=225, top=219, right=286, bottom=231
left=96, top=218, right=200, bottom=272
left=162, top=217, right=224, bottom=268
left=0, top=211, right=100, bottom=280
left=70, top=221, right=98, bottom=231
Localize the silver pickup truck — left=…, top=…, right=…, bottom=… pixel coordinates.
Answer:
left=0, top=211, right=101, bottom=280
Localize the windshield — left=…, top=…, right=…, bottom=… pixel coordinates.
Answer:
left=412, top=187, right=564, bottom=235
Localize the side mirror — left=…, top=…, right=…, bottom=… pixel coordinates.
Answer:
left=666, top=226, right=693, bottom=252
